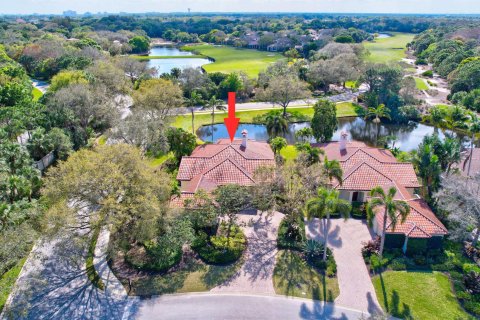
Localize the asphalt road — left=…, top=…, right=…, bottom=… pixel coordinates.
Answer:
left=131, top=293, right=370, bottom=320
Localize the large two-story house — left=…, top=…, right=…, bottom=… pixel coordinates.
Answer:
left=314, top=135, right=448, bottom=252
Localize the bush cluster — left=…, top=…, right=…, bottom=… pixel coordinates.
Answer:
left=277, top=216, right=306, bottom=251
left=192, top=223, right=246, bottom=265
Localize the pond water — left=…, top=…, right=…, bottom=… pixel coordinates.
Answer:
left=375, top=33, right=392, bottom=39
left=146, top=46, right=211, bottom=75
left=197, top=117, right=468, bottom=152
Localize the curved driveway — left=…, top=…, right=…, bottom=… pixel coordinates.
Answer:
left=132, top=293, right=368, bottom=320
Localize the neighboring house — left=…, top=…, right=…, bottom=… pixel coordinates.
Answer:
left=172, top=133, right=275, bottom=206
left=314, top=135, right=448, bottom=252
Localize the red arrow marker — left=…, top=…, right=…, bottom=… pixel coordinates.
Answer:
left=224, top=92, right=240, bottom=142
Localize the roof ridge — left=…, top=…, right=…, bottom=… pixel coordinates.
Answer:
left=406, top=223, right=431, bottom=238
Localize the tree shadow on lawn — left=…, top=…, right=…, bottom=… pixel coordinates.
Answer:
left=378, top=272, right=413, bottom=320
left=274, top=250, right=335, bottom=302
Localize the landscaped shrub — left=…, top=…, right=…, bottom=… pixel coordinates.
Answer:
left=464, top=271, right=480, bottom=295
left=406, top=238, right=428, bottom=255
left=326, top=254, right=337, bottom=277
left=192, top=223, right=246, bottom=265
left=277, top=216, right=306, bottom=251
left=464, top=301, right=480, bottom=316
left=351, top=202, right=366, bottom=219
left=361, top=237, right=380, bottom=258
left=125, top=243, right=182, bottom=272
left=415, top=58, right=428, bottom=65
left=368, top=254, right=389, bottom=270
left=422, top=70, right=434, bottom=77
left=390, top=257, right=407, bottom=270
left=304, top=239, right=324, bottom=261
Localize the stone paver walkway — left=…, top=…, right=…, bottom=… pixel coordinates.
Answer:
left=211, top=211, right=283, bottom=294
left=306, top=218, right=383, bottom=315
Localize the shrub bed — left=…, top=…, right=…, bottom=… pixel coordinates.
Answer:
left=277, top=216, right=306, bottom=251
left=192, top=223, right=246, bottom=265
left=125, top=243, right=182, bottom=272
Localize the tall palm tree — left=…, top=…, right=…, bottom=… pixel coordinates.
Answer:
left=466, top=115, right=480, bottom=180
left=365, top=104, right=391, bottom=146
left=446, top=105, right=469, bottom=130
left=443, top=137, right=461, bottom=175
left=305, top=187, right=351, bottom=261
left=366, top=186, right=410, bottom=257
left=323, top=156, right=343, bottom=185
left=204, top=96, right=225, bottom=142
left=184, top=91, right=205, bottom=134
left=265, top=112, right=288, bottom=138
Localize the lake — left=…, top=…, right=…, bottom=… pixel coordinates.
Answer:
left=197, top=117, right=468, bottom=152
left=146, top=46, right=211, bottom=75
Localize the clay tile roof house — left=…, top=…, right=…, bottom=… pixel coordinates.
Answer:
left=314, top=135, right=447, bottom=252
left=172, top=135, right=275, bottom=207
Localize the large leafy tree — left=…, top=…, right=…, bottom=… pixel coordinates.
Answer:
left=305, top=187, right=351, bottom=261
left=436, top=173, right=480, bottom=245
left=256, top=74, right=310, bottom=117
left=166, top=127, right=197, bottom=162
left=311, top=99, right=338, bottom=142
left=42, top=144, right=171, bottom=243
left=366, top=186, right=410, bottom=257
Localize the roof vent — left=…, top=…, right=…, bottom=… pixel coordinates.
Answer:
left=241, top=129, right=248, bottom=149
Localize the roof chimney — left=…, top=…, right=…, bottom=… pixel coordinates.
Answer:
left=340, top=131, right=348, bottom=153
left=241, top=129, right=248, bottom=149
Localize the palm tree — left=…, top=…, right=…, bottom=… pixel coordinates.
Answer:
left=365, top=104, right=391, bottom=146
left=204, top=95, right=225, bottom=142
left=265, top=111, right=288, bottom=138
left=305, top=187, right=351, bottom=261
left=466, top=115, right=480, bottom=180
left=269, top=137, right=287, bottom=155
left=295, top=143, right=323, bottom=166
left=423, top=106, right=446, bottom=134
left=184, top=91, right=205, bottom=134
left=323, top=156, right=343, bottom=185
left=443, top=137, right=461, bottom=175
left=366, top=186, right=410, bottom=257
left=446, top=105, right=469, bottom=130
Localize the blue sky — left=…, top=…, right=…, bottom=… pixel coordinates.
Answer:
left=1, top=0, right=480, bottom=15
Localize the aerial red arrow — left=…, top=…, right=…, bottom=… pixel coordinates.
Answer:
left=224, top=92, right=240, bottom=142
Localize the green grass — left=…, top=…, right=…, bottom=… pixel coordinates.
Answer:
left=123, top=255, right=244, bottom=296
left=364, top=33, right=415, bottom=63
left=182, top=44, right=284, bottom=78
left=414, top=77, right=429, bottom=91
left=372, top=271, right=472, bottom=320
left=133, top=55, right=205, bottom=60
left=86, top=227, right=105, bottom=291
left=32, top=87, right=42, bottom=101
left=273, top=250, right=339, bottom=301
left=0, top=257, right=27, bottom=313
left=172, top=102, right=359, bottom=134
left=97, top=135, right=107, bottom=146
left=280, top=145, right=298, bottom=162
left=147, top=152, right=172, bottom=168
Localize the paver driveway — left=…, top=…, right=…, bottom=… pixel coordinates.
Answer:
left=211, top=211, right=283, bottom=294
left=306, top=218, right=383, bottom=315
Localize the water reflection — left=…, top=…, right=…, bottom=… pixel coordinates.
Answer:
left=196, top=117, right=468, bottom=152
left=145, top=46, right=211, bottom=75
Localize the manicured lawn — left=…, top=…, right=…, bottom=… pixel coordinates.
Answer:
left=122, top=255, right=244, bottom=296
left=32, top=87, right=43, bottom=101
left=364, top=33, right=415, bottom=63
left=0, top=258, right=27, bottom=313
left=372, top=271, right=472, bottom=320
left=414, top=77, right=429, bottom=90
left=273, top=250, right=339, bottom=301
left=172, top=102, right=359, bottom=134
left=182, top=44, right=284, bottom=78
left=147, top=152, right=172, bottom=168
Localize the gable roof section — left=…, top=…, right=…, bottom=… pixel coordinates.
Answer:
left=177, top=139, right=275, bottom=195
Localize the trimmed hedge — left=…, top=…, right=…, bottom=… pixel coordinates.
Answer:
left=277, top=216, right=306, bottom=251
left=192, top=223, right=246, bottom=265
left=125, top=243, right=182, bottom=272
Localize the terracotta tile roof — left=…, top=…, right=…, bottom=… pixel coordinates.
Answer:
left=176, top=139, right=275, bottom=196
left=318, top=141, right=445, bottom=238
left=375, top=198, right=448, bottom=238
